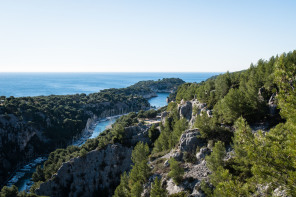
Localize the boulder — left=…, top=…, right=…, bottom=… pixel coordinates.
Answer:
left=123, top=124, right=150, bottom=146
left=178, top=101, right=192, bottom=120
left=166, top=178, right=185, bottom=195
left=178, top=129, right=204, bottom=154
left=196, top=148, right=211, bottom=162
left=170, top=150, right=183, bottom=161
left=190, top=182, right=206, bottom=197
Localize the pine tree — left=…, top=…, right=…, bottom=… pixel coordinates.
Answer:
left=130, top=181, right=143, bottom=197
left=113, top=172, right=130, bottom=197
left=0, top=185, right=18, bottom=197
left=205, top=141, right=226, bottom=172
left=232, top=117, right=254, bottom=179
left=32, top=165, right=45, bottom=182
left=131, top=142, right=149, bottom=165
left=150, top=177, right=167, bottom=197
left=168, top=158, right=184, bottom=185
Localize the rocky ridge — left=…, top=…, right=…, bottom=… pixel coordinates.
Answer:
left=35, top=123, right=152, bottom=197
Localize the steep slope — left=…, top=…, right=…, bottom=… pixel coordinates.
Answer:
left=0, top=78, right=184, bottom=187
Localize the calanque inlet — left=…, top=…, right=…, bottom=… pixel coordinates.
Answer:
left=1, top=51, right=296, bottom=197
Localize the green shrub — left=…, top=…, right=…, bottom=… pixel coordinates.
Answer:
left=168, top=158, right=184, bottom=185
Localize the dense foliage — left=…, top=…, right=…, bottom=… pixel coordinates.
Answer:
left=130, top=78, right=184, bottom=92
left=200, top=51, right=296, bottom=196
left=0, top=185, right=40, bottom=197
left=114, top=142, right=151, bottom=197
left=176, top=56, right=278, bottom=125
left=168, top=158, right=184, bottom=185
left=152, top=102, right=188, bottom=153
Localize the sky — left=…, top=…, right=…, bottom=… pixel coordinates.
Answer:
left=0, top=0, right=295, bottom=72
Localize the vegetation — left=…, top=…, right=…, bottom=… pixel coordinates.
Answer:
left=31, top=112, right=143, bottom=186
left=168, top=158, right=184, bottom=185
left=0, top=85, right=150, bottom=185
left=199, top=51, right=296, bottom=196
left=113, top=142, right=151, bottom=197
left=150, top=177, right=167, bottom=197
left=4, top=50, right=296, bottom=196
left=0, top=185, right=40, bottom=197
left=1, top=78, right=184, bottom=186
left=176, top=55, right=278, bottom=125
left=153, top=102, right=188, bottom=153
left=130, top=78, right=184, bottom=92
left=137, top=109, right=157, bottom=119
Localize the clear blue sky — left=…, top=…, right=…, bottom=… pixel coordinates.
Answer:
left=0, top=0, right=295, bottom=72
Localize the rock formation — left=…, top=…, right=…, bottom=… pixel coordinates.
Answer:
left=35, top=123, right=151, bottom=197
left=148, top=128, right=209, bottom=196
left=36, top=144, right=132, bottom=197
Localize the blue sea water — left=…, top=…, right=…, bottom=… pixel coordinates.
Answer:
left=0, top=72, right=220, bottom=97
left=148, top=92, right=170, bottom=108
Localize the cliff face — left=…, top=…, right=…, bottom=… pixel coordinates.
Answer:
left=177, top=99, right=211, bottom=128
left=36, top=144, right=133, bottom=197
left=35, top=123, right=151, bottom=197
left=0, top=113, right=47, bottom=185
left=145, top=128, right=210, bottom=197
left=0, top=100, right=148, bottom=186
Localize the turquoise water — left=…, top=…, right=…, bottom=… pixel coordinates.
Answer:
left=148, top=93, right=170, bottom=108
left=0, top=72, right=220, bottom=97
left=89, top=118, right=118, bottom=139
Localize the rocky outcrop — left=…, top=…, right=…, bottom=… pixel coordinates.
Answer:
left=196, top=148, right=211, bottom=163
left=150, top=127, right=209, bottom=196
left=161, top=111, right=169, bottom=125
left=177, top=99, right=211, bottom=128
left=268, top=93, right=277, bottom=116
left=178, top=129, right=203, bottom=153
left=138, top=92, right=158, bottom=99
left=0, top=114, right=47, bottom=185
left=129, top=78, right=185, bottom=100
left=122, top=123, right=151, bottom=146
left=36, top=123, right=151, bottom=197
left=36, top=144, right=132, bottom=197
left=178, top=101, right=193, bottom=120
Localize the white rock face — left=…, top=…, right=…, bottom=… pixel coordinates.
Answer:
left=156, top=127, right=209, bottom=196
left=166, top=179, right=185, bottom=195
left=196, top=148, right=211, bottom=162
left=178, top=129, right=203, bottom=153
left=178, top=101, right=193, bottom=120
left=177, top=99, right=210, bottom=128
left=36, top=124, right=151, bottom=197
left=36, top=144, right=133, bottom=197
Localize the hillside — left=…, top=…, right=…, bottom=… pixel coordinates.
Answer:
left=1, top=50, right=296, bottom=196
left=0, top=78, right=184, bottom=188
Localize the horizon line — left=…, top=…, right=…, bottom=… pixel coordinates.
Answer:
left=0, top=71, right=225, bottom=73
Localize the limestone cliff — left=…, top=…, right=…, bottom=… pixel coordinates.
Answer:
left=35, top=123, right=151, bottom=197
left=0, top=100, right=148, bottom=186
left=36, top=144, right=133, bottom=197
left=145, top=129, right=211, bottom=197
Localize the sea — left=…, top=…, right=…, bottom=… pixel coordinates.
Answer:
left=0, top=72, right=220, bottom=97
